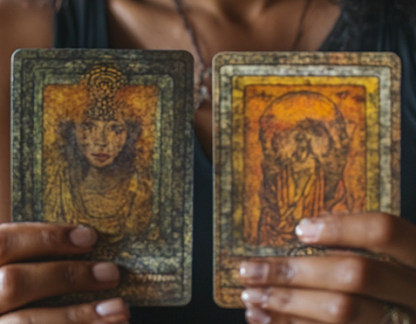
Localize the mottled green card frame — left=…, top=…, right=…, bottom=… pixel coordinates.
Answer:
left=213, top=52, right=401, bottom=308
left=12, top=49, right=194, bottom=306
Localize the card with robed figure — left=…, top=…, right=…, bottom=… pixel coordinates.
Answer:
left=12, top=49, right=194, bottom=306
left=213, top=52, right=401, bottom=308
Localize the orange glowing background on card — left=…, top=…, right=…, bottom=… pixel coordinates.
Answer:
left=42, top=84, right=159, bottom=238
left=231, top=76, right=380, bottom=246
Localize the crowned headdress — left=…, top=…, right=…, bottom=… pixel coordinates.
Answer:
left=82, top=65, right=126, bottom=121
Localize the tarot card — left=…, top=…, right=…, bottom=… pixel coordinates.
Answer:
left=12, top=49, right=194, bottom=306
left=213, top=52, right=401, bottom=308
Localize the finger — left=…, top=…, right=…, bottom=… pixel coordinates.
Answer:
left=0, top=223, right=97, bottom=265
left=0, top=298, right=129, bottom=324
left=295, top=213, right=416, bottom=268
left=246, top=308, right=321, bottom=324
left=240, top=256, right=416, bottom=309
left=242, top=287, right=385, bottom=324
left=0, top=262, right=119, bottom=313
left=93, top=315, right=130, bottom=324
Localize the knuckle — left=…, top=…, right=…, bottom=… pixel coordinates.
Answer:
left=281, top=318, right=296, bottom=324
left=366, top=213, right=396, bottom=246
left=66, top=304, right=97, bottom=323
left=0, top=231, right=14, bottom=262
left=40, top=229, right=59, bottom=249
left=0, top=313, right=34, bottom=324
left=268, top=314, right=292, bottom=324
left=271, top=260, right=297, bottom=284
left=0, top=266, right=21, bottom=303
left=268, top=288, right=293, bottom=310
left=63, top=264, right=83, bottom=285
left=326, top=294, right=356, bottom=323
left=335, top=258, right=370, bottom=291
left=327, top=217, right=343, bottom=239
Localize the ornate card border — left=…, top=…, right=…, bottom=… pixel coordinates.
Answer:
left=12, top=49, right=194, bottom=306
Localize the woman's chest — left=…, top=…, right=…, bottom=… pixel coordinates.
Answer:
left=105, top=0, right=341, bottom=158
left=107, top=0, right=341, bottom=56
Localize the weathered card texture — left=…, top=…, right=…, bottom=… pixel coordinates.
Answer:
left=12, top=49, right=194, bottom=306
left=213, top=52, right=401, bottom=308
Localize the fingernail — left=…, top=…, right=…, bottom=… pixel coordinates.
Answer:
left=241, top=289, right=268, bottom=304
left=96, top=298, right=126, bottom=317
left=246, top=308, right=271, bottom=324
left=93, top=263, right=120, bottom=283
left=240, top=262, right=269, bottom=283
left=94, top=320, right=129, bottom=324
left=70, top=226, right=98, bottom=247
left=295, top=218, right=325, bottom=243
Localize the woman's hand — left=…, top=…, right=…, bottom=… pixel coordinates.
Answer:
left=240, top=213, right=416, bottom=324
left=0, top=222, right=130, bottom=324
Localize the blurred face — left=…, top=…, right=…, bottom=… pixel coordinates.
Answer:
left=268, top=122, right=333, bottom=162
left=75, top=117, right=128, bottom=168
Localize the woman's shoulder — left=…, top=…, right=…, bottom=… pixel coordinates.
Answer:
left=0, top=0, right=53, bottom=83
left=0, top=1, right=54, bottom=153
left=0, top=0, right=53, bottom=35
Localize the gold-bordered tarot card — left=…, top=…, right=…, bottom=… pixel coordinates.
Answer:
left=12, top=49, right=194, bottom=306
left=213, top=52, right=401, bottom=308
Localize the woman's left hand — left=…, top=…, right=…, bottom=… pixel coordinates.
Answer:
left=240, top=213, right=416, bottom=324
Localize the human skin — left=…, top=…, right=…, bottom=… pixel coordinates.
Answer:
left=0, top=0, right=415, bottom=323
left=240, top=214, right=416, bottom=324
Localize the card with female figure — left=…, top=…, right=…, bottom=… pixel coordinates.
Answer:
left=213, top=52, right=401, bottom=308
left=12, top=49, right=194, bottom=306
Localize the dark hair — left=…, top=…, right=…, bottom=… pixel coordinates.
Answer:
left=59, top=119, right=141, bottom=182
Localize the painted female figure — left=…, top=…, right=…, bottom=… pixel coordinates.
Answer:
left=44, top=66, right=153, bottom=243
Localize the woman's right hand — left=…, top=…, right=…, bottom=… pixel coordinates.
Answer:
left=0, top=222, right=130, bottom=324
